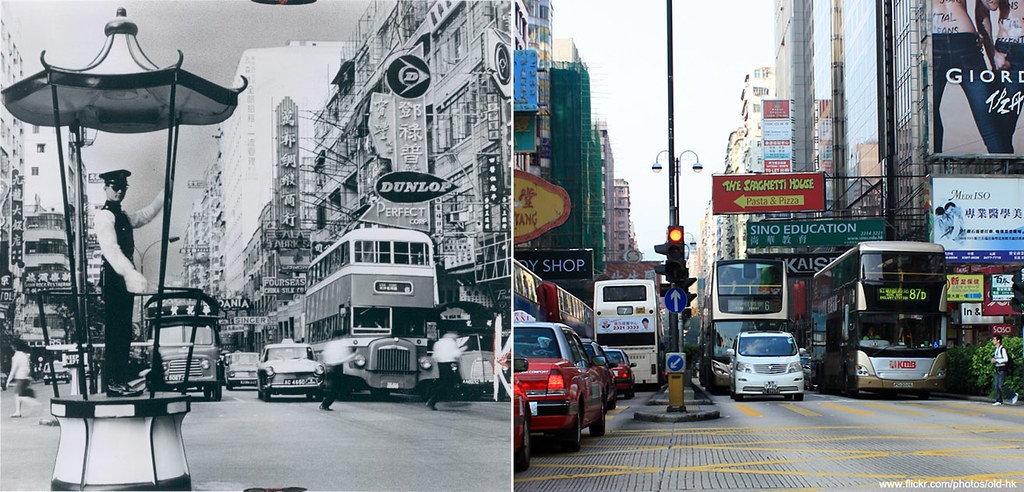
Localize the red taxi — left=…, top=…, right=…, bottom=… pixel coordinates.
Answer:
left=602, top=347, right=636, bottom=399
left=513, top=321, right=606, bottom=452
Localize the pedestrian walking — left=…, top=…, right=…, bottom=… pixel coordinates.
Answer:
left=426, top=332, right=463, bottom=411
left=6, top=340, right=39, bottom=417
left=94, top=169, right=163, bottom=397
left=990, top=334, right=1018, bottom=406
left=319, top=339, right=356, bottom=411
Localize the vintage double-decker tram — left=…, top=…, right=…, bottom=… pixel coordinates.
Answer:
left=811, top=241, right=948, bottom=398
left=305, top=227, right=438, bottom=397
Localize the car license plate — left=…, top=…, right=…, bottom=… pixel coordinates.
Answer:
left=386, top=382, right=400, bottom=389
left=893, top=382, right=914, bottom=388
left=284, top=378, right=314, bottom=385
left=529, top=401, right=537, bottom=416
left=167, top=374, right=185, bottom=382
left=763, top=380, right=779, bottom=394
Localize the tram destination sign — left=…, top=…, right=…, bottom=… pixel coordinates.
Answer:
left=747, top=218, right=885, bottom=248
left=713, top=172, right=825, bottom=214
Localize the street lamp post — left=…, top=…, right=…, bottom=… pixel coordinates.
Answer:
left=136, top=236, right=179, bottom=330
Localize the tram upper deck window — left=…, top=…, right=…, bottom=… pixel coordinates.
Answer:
left=394, top=242, right=429, bottom=265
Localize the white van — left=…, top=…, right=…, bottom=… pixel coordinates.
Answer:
left=728, top=331, right=805, bottom=401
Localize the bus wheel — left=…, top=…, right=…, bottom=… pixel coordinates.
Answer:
left=561, top=408, right=583, bottom=452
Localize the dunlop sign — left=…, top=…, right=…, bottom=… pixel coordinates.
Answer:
left=375, top=171, right=455, bottom=203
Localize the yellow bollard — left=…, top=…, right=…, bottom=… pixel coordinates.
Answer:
left=666, top=353, right=686, bottom=412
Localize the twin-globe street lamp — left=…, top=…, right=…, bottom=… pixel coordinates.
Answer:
left=652, top=150, right=702, bottom=354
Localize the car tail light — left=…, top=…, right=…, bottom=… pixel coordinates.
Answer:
left=545, top=370, right=566, bottom=395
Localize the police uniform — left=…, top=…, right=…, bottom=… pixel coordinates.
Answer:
left=426, top=333, right=463, bottom=410
left=94, top=169, right=163, bottom=395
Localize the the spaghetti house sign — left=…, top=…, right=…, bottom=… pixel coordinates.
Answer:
left=713, top=172, right=825, bottom=214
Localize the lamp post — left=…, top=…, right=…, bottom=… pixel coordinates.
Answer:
left=136, top=236, right=179, bottom=329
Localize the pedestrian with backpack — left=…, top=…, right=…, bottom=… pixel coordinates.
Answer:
left=990, top=335, right=1018, bottom=406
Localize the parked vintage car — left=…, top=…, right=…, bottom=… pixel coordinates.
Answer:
left=580, top=338, right=617, bottom=410
left=512, top=321, right=606, bottom=452
left=513, top=357, right=531, bottom=472
left=602, top=347, right=636, bottom=399
left=257, top=339, right=325, bottom=401
left=224, top=351, right=259, bottom=390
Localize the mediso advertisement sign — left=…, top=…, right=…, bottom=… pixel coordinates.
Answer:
left=930, top=6, right=1024, bottom=157
left=930, top=175, right=1024, bottom=262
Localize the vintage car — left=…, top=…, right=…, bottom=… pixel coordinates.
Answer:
left=224, top=351, right=259, bottom=390
left=580, top=338, right=617, bottom=410
left=513, top=357, right=530, bottom=472
left=257, top=339, right=325, bottom=401
left=43, top=361, right=72, bottom=384
left=602, top=347, right=636, bottom=399
left=512, top=321, right=606, bottom=453
left=145, top=291, right=225, bottom=401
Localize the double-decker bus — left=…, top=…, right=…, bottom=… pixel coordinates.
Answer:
left=305, top=227, right=438, bottom=397
left=593, top=279, right=663, bottom=387
left=811, top=241, right=947, bottom=398
left=512, top=260, right=593, bottom=337
left=698, top=259, right=789, bottom=394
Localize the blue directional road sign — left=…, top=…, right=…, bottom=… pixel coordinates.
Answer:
left=666, top=352, right=685, bottom=373
left=665, top=286, right=686, bottom=313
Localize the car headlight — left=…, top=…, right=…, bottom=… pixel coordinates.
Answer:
left=315, top=364, right=325, bottom=375
left=418, top=356, right=433, bottom=370
left=265, top=366, right=275, bottom=377
left=736, top=362, right=752, bottom=373
left=228, top=370, right=236, bottom=377
left=201, top=359, right=211, bottom=370
left=787, top=362, right=802, bottom=373
left=353, top=354, right=366, bottom=368
left=162, top=362, right=169, bottom=371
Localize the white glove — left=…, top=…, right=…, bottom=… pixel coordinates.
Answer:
left=124, top=270, right=150, bottom=294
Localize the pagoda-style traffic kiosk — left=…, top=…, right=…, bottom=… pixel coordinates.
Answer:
left=1, top=8, right=245, bottom=490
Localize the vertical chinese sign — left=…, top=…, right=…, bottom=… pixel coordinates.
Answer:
left=762, top=99, right=793, bottom=173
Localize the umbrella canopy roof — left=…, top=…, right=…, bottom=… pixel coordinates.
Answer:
left=1, top=8, right=246, bottom=134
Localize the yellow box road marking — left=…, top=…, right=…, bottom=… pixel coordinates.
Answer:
left=733, top=403, right=763, bottom=417
left=781, top=403, right=822, bottom=416
left=820, top=402, right=874, bottom=416
left=862, top=402, right=928, bottom=416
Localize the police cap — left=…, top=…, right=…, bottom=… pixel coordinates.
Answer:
left=98, top=169, right=131, bottom=186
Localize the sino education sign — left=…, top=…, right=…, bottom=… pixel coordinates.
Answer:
left=747, top=218, right=885, bottom=248
left=712, top=172, right=825, bottom=214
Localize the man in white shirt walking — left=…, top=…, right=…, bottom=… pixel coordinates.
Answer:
left=990, top=334, right=1018, bottom=406
left=426, top=333, right=463, bottom=411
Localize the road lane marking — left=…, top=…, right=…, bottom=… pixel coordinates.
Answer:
left=820, top=403, right=874, bottom=416
left=606, top=405, right=627, bottom=420
left=862, top=402, right=927, bottom=416
left=946, top=402, right=1023, bottom=415
left=906, top=403, right=984, bottom=417
left=733, top=403, right=762, bottom=417
left=781, top=403, right=821, bottom=416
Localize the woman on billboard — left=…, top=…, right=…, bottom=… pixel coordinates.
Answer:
left=984, top=0, right=1024, bottom=150
left=932, top=0, right=1013, bottom=154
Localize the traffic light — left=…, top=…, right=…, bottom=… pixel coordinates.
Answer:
left=654, top=226, right=687, bottom=284
left=1012, top=269, right=1024, bottom=313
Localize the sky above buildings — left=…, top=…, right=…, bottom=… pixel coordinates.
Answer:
left=2, top=0, right=372, bottom=278
left=550, top=0, right=776, bottom=259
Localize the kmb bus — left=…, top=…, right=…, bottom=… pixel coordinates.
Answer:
left=698, top=259, right=789, bottom=394
left=593, top=279, right=663, bottom=388
left=811, top=241, right=947, bottom=398
left=305, top=227, right=438, bottom=398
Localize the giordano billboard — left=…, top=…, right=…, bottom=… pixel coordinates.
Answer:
left=931, top=1, right=1024, bottom=156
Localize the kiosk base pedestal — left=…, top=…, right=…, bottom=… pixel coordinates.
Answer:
left=49, top=394, right=191, bottom=491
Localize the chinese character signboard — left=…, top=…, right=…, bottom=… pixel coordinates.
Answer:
left=514, top=50, right=538, bottom=112
left=930, top=175, right=1024, bottom=262
left=712, top=172, right=826, bottom=214
left=385, top=53, right=430, bottom=173
left=275, top=98, right=300, bottom=231
left=513, top=170, right=570, bottom=243
left=946, top=274, right=984, bottom=302
left=762, top=99, right=792, bottom=173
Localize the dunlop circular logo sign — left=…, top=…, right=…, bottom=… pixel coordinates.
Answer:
left=386, top=55, right=431, bottom=99
left=375, top=171, right=456, bottom=203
